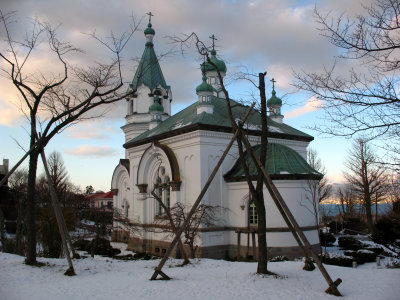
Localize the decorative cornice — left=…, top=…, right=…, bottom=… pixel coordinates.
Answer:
left=124, top=123, right=313, bottom=149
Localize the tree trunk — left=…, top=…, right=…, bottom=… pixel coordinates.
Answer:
left=14, top=196, right=24, bottom=255
left=364, top=195, right=375, bottom=234
left=0, top=208, right=6, bottom=252
left=255, top=72, right=269, bottom=273
left=25, top=148, right=39, bottom=265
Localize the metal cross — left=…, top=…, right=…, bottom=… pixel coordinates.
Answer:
left=270, top=78, right=276, bottom=90
left=209, top=34, right=217, bottom=50
left=147, top=12, right=154, bottom=23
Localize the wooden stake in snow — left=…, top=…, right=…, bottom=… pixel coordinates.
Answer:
left=150, top=103, right=255, bottom=280
left=39, top=145, right=76, bottom=276
left=238, top=133, right=342, bottom=296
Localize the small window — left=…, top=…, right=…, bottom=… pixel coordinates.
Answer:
left=155, top=247, right=160, bottom=253
left=249, top=199, right=258, bottom=226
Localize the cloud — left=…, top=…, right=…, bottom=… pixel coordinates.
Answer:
left=66, top=123, right=116, bottom=140
left=65, top=145, right=117, bottom=157
left=0, top=97, right=24, bottom=126
left=0, top=0, right=368, bottom=113
left=285, top=96, right=322, bottom=119
left=327, top=173, right=346, bottom=184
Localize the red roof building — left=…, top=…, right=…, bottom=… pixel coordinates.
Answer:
left=86, top=191, right=113, bottom=211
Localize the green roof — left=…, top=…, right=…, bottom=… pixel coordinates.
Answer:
left=201, top=50, right=227, bottom=73
left=267, top=90, right=282, bottom=106
left=124, top=97, right=313, bottom=148
left=224, top=143, right=322, bottom=180
left=130, top=28, right=169, bottom=93
left=196, top=75, right=214, bottom=93
left=149, top=101, right=164, bottom=112
left=144, top=23, right=155, bottom=35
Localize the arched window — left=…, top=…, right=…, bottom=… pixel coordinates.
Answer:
left=249, top=198, right=258, bottom=226
left=154, top=172, right=171, bottom=216
left=156, top=177, right=162, bottom=215
left=165, top=176, right=170, bottom=209
left=123, top=200, right=129, bottom=218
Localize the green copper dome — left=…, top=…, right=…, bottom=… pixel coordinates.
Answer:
left=144, top=23, right=155, bottom=35
left=267, top=90, right=282, bottom=106
left=196, top=75, right=214, bottom=93
left=224, top=143, right=322, bottom=180
left=201, top=50, right=227, bottom=73
left=149, top=97, right=164, bottom=112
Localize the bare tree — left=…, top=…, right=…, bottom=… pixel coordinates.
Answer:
left=294, top=0, right=400, bottom=168
left=387, top=172, right=400, bottom=213
left=336, top=184, right=357, bottom=220
left=154, top=202, right=218, bottom=259
left=172, top=33, right=285, bottom=274
left=8, top=169, right=28, bottom=254
left=307, top=148, right=333, bottom=204
left=0, top=11, right=138, bottom=264
left=344, top=138, right=387, bottom=233
left=301, top=149, right=331, bottom=259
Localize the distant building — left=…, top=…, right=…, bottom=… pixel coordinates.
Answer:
left=86, top=191, right=113, bottom=211
left=0, top=159, right=9, bottom=188
left=111, top=19, right=322, bottom=259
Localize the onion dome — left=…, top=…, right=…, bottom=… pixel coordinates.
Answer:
left=201, top=49, right=227, bottom=73
left=267, top=89, right=282, bottom=107
left=149, top=96, right=164, bottom=113
left=144, top=22, right=155, bottom=35
left=196, top=75, right=214, bottom=93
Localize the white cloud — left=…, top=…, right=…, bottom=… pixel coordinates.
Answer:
left=0, top=99, right=23, bottom=126
left=65, top=145, right=117, bottom=157
left=285, top=96, right=322, bottom=119
left=66, top=122, right=116, bottom=140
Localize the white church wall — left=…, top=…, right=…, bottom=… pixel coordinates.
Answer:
left=225, top=179, right=319, bottom=248
left=134, top=84, right=151, bottom=113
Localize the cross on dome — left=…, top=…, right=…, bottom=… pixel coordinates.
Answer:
left=270, top=78, right=276, bottom=91
left=209, top=34, right=217, bottom=51
left=147, top=11, right=154, bottom=23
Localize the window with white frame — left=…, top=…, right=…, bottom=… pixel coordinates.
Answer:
left=154, top=168, right=171, bottom=216
left=249, top=198, right=258, bottom=226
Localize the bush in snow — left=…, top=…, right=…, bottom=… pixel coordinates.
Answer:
left=338, top=236, right=363, bottom=250
left=320, top=231, right=336, bottom=246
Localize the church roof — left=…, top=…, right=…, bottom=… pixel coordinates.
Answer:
left=267, top=89, right=282, bottom=107
left=224, top=142, right=322, bottom=181
left=129, top=23, right=169, bottom=93
left=124, top=97, right=313, bottom=148
left=201, top=49, right=227, bottom=73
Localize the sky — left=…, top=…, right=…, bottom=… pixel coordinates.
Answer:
left=0, top=0, right=374, bottom=192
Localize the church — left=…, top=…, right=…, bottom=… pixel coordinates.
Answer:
left=111, top=19, right=322, bottom=259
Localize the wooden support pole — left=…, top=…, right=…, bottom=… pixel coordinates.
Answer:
left=150, top=103, right=255, bottom=280
left=252, top=232, right=256, bottom=259
left=0, top=143, right=37, bottom=188
left=239, top=134, right=342, bottom=296
left=40, top=148, right=76, bottom=276
left=237, top=231, right=241, bottom=261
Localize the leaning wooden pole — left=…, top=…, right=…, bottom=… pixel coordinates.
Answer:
left=0, top=143, right=37, bottom=188
left=40, top=148, right=76, bottom=276
left=239, top=134, right=342, bottom=296
left=150, top=103, right=255, bottom=280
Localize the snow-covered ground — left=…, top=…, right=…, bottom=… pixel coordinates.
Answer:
left=1, top=247, right=399, bottom=300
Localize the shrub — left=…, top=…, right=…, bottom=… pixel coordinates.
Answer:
left=87, top=238, right=121, bottom=257
left=321, top=253, right=353, bottom=267
left=372, top=215, right=400, bottom=245
left=338, top=236, right=363, bottom=250
left=320, top=231, right=336, bottom=246
left=342, top=218, right=367, bottom=233
left=327, top=220, right=343, bottom=234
